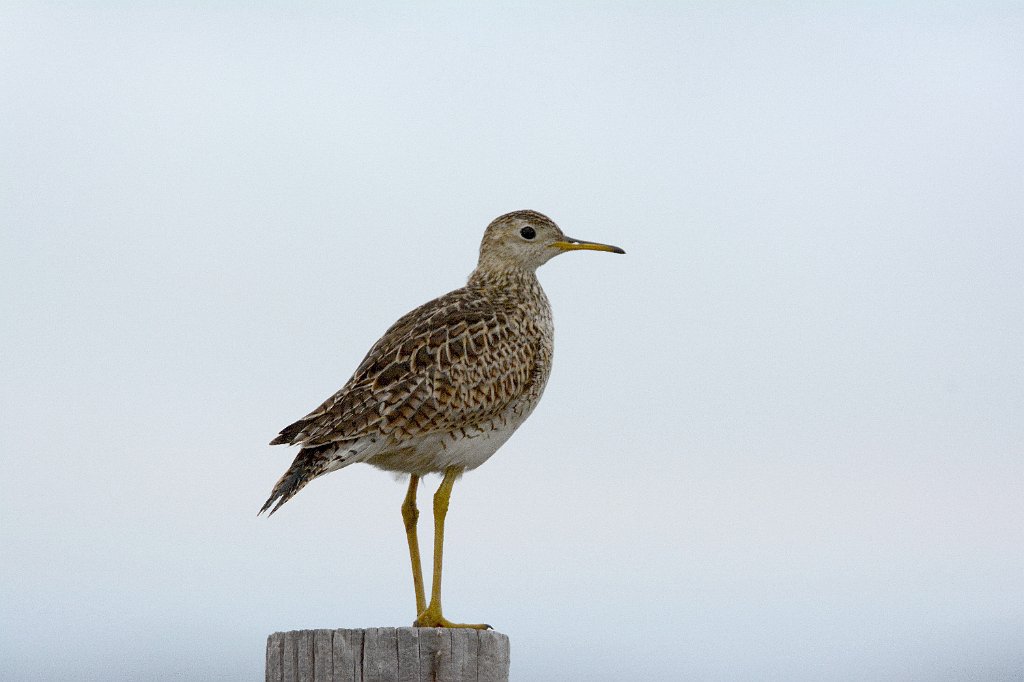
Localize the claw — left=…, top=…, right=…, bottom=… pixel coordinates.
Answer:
left=414, top=608, right=491, bottom=629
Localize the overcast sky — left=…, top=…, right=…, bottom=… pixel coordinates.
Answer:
left=2, top=3, right=1022, bottom=680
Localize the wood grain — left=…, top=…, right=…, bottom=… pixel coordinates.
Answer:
left=266, top=628, right=509, bottom=682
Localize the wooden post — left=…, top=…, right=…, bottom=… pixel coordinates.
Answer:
left=265, top=628, right=510, bottom=682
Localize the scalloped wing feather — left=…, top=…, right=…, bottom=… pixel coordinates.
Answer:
left=269, top=284, right=550, bottom=448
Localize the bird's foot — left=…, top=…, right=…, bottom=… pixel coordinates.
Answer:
left=414, top=605, right=491, bottom=629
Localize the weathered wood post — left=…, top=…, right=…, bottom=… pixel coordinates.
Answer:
left=265, top=628, right=510, bottom=682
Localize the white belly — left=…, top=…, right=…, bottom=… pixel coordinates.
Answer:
left=366, top=422, right=517, bottom=475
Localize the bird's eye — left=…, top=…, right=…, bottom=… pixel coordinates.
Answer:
left=520, top=226, right=536, bottom=240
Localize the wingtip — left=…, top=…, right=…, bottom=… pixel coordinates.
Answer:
left=270, top=420, right=307, bottom=446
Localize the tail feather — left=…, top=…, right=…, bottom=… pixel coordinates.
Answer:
left=259, top=444, right=339, bottom=516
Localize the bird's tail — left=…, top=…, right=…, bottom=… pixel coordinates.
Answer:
left=259, top=444, right=340, bottom=516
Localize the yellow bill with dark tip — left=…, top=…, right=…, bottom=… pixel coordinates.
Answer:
left=551, top=237, right=626, bottom=254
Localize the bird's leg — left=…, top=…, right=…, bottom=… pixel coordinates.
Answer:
left=401, top=474, right=426, bottom=616
left=425, top=469, right=457, bottom=621
left=414, top=468, right=490, bottom=629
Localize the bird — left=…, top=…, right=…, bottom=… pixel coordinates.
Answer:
left=260, top=209, right=624, bottom=628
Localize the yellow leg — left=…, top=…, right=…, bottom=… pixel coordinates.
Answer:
left=401, top=475, right=426, bottom=616
left=414, top=468, right=489, bottom=629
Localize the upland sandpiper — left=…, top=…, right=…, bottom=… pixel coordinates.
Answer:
left=261, top=210, right=624, bottom=628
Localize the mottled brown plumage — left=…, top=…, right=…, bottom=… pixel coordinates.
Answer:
left=262, top=210, right=623, bottom=515
left=269, top=266, right=552, bottom=457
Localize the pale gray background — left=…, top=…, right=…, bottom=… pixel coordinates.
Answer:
left=2, top=3, right=1022, bottom=681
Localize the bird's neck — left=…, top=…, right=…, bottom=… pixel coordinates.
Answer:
left=467, top=266, right=545, bottom=299
left=467, top=266, right=554, bottom=338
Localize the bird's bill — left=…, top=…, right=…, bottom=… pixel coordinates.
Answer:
left=551, top=237, right=626, bottom=254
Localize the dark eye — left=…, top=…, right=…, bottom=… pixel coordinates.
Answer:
left=520, top=226, right=536, bottom=240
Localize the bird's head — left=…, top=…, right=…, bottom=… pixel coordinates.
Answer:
left=476, top=210, right=625, bottom=274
